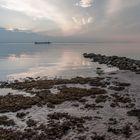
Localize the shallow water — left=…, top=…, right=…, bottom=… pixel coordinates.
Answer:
left=0, top=42, right=140, bottom=80
left=0, top=88, right=34, bottom=97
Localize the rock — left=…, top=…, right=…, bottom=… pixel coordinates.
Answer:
left=83, top=53, right=140, bottom=73
left=0, top=116, right=15, bottom=126
left=26, top=119, right=37, bottom=127
left=47, top=103, right=55, bottom=108
left=110, top=103, right=117, bottom=108
left=108, top=86, right=125, bottom=91
left=72, top=103, right=79, bottom=107
left=95, top=95, right=108, bottom=103
left=84, top=103, right=103, bottom=110
left=108, top=124, right=132, bottom=138
left=0, top=95, right=41, bottom=113
left=113, top=81, right=131, bottom=87
left=16, top=112, right=28, bottom=118
left=78, top=98, right=87, bottom=103
left=127, top=109, right=140, bottom=121
left=91, top=133, right=105, bottom=140
left=136, top=71, right=140, bottom=74
left=108, top=118, right=118, bottom=125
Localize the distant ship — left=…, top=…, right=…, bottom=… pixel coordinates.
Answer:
left=34, top=41, right=51, bottom=44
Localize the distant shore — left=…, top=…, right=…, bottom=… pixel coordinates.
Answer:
left=0, top=54, right=140, bottom=140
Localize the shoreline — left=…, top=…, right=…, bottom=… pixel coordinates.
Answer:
left=0, top=54, right=140, bottom=139
left=83, top=53, right=140, bottom=74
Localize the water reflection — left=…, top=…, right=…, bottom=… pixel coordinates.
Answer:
left=8, top=50, right=95, bottom=80
left=0, top=43, right=139, bottom=80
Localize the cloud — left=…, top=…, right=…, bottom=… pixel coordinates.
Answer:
left=0, top=0, right=77, bottom=33
left=106, top=0, right=140, bottom=18
left=106, top=0, right=122, bottom=18
left=0, top=0, right=140, bottom=41
left=0, top=0, right=95, bottom=35
left=72, top=16, right=93, bottom=27
left=76, top=0, right=93, bottom=8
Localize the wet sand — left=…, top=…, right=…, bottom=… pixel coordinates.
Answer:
left=0, top=53, right=140, bottom=140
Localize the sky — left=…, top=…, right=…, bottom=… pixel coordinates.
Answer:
left=0, top=0, right=140, bottom=42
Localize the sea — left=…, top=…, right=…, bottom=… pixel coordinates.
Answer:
left=0, top=42, right=140, bottom=81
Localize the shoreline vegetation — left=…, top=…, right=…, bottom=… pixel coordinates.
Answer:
left=0, top=53, right=140, bottom=140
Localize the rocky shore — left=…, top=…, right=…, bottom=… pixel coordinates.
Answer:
left=83, top=53, right=140, bottom=74
left=0, top=54, right=140, bottom=140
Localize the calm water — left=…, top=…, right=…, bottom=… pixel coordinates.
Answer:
left=0, top=43, right=140, bottom=80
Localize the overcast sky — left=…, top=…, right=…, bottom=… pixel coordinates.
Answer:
left=0, top=0, right=140, bottom=42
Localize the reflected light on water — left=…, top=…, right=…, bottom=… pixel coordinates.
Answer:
left=0, top=43, right=139, bottom=80
left=7, top=50, right=93, bottom=80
